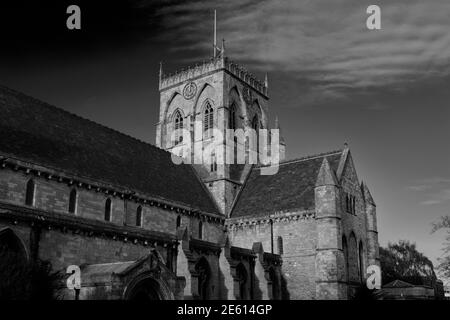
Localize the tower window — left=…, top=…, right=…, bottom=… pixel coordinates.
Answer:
left=25, top=179, right=35, bottom=206
left=174, top=110, right=183, bottom=145
left=105, top=198, right=112, bottom=222
left=203, top=102, right=214, bottom=138
left=229, top=103, right=236, bottom=129
left=176, top=215, right=181, bottom=228
left=68, top=189, right=77, bottom=214
left=251, top=115, right=259, bottom=153
left=251, top=115, right=258, bottom=130
left=136, top=206, right=143, bottom=227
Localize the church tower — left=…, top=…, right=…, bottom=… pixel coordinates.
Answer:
left=155, top=13, right=283, bottom=216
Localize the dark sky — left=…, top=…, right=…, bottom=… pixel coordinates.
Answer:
left=1, top=0, right=449, bottom=266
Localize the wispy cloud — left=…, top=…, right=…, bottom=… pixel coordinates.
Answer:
left=420, top=189, right=450, bottom=206
left=408, top=178, right=450, bottom=206
left=144, top=0, right=450, bottom=102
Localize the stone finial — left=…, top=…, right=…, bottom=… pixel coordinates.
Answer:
left=159, top=61, right=163, bottom=81
left=221, top=38, right=225, bottom=57
left=264, top=73, right=268, bottom=88
left=343, top=142, right=349, bottom=149
left=361, top=181, right=376, bottom=205
left=315, top=157, right=338, bottom=187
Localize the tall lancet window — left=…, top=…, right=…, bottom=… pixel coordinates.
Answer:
left=251, top=115, right=259, bottom=153
left=203, top=101, right=214, bottom=138
left=198, top=220, right=203, bottom=239
left=104, top=198, right=112, bottom=222
left=69, top=189, right=77, bottom=214
left=229, top=103, right=236, bottom=129
left=136, top=206, right=143, bottom=227
left=25, top=179, right=35, bottom=206
left=174, top=110, right=183, bottom=145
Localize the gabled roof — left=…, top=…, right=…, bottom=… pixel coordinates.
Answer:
left=361, top=181, right=376, bottom=205
left=231, top=150, right=343, bottom=218
left=0, top=86, right=220, bottom=215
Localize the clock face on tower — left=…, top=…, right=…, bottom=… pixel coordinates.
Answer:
left=183, top=82, right=197, bottom=100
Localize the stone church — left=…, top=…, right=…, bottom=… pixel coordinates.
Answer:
left=0, top=51, right=380, bottom=300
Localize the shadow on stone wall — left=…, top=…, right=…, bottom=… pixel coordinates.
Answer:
left=280, top=273, right=290, bottom=300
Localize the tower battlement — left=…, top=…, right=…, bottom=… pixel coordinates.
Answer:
left=159, top=56, right=268, bottom=97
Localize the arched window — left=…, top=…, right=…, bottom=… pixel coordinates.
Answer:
left=251, top=115, right=259, bottom=153
left=198, top=221, right=203, bottom=239
left=104, top=198, right=112, bottom=222
left=359, top=241, right=364, bottom=283
left=0, top=228, right=29, bottom=288
left=136, top=206, right=143, bottom=227
left=251, top=115, right=258, bottom=130
left=277, top=236, right=284, bottom=255
left=174, top=110, right=183, bottom=145
left=25, top=179, right=35, bottom=206
left=68, top=189, right=77, bottom=214
left=203, top=101, right=214, bottom=138
left=229, top=103, right=236, bottom=129
left=236, top=263, right=248, bottom=300
left=342, top=235, right=349, bottom=282
left=195, top=257, right=210, bottom=300
left=349, top=232, right=358, bottom=282
left=176, top=215, right=181, bottom=228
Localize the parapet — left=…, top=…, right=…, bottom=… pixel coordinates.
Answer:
left=159, top=56, right=268, bottom=97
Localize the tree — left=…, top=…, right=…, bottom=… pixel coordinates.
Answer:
left=432, top=216, right=450, bottom=281
left=0, top=252, right=62, bottom=300
left=379, top=240, right=436, bottom=286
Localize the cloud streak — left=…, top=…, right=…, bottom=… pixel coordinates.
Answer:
left=145, top=0, right=450, bottom=102
left=408, top=178, right=450, bottom=206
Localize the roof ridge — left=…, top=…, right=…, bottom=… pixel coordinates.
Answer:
left=255, top=149, right=343, bottom=168
left=0, top=84, right=168, bottom=155
left=0, top=84, right=221, bottom=215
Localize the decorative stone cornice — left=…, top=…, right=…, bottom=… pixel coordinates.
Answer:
left=0, top=155, right=225, bottom=224
left=229, top=246, right=256, bottom=261
left=0, top=201, right=178, bottom=248
left=225, top=210, right=315, bottom=229
left=188, top=238, right=222, bottom=256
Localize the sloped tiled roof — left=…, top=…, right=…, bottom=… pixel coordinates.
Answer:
left=231, top=150, right=343, bottom=218
left=0, top=86, right=220, bottom=215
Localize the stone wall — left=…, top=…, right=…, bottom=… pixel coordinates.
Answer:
left=0, top=167, right=223, bottom=244
left=227, top=211, right=317, bottom=300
